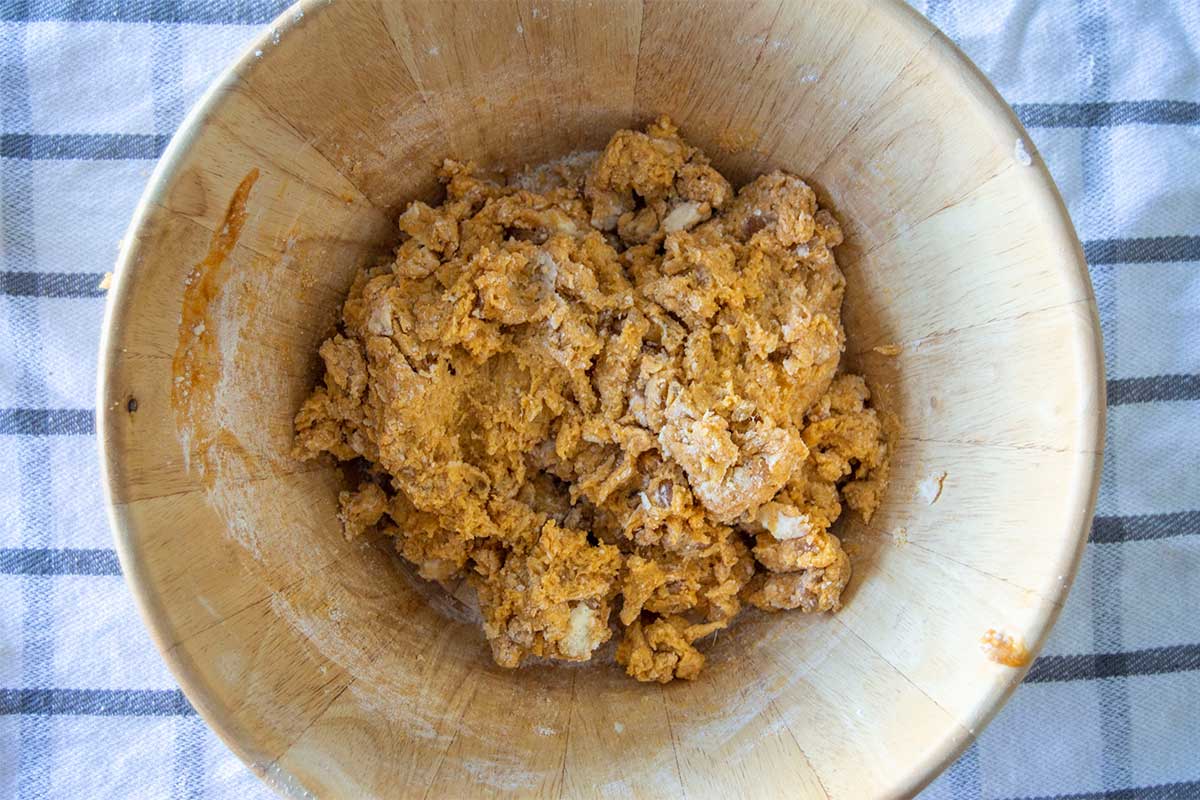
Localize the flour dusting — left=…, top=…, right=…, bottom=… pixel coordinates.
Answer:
left=462, top=757, right=538, bottom=792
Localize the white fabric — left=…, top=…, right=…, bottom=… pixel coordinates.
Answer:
left=1, top=2, right=1197, bottom=798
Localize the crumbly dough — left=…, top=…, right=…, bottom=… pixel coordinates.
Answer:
left=293, top=117, right=890, bottom=683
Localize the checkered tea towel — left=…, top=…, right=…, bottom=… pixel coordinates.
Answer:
left=1, top=2, right=1197, bottom=798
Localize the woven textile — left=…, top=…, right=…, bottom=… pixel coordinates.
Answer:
left=1, top=2, right=1197, bottom=797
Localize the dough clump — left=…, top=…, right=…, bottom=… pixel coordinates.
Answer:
left=294, top=117, right=890, bottom=682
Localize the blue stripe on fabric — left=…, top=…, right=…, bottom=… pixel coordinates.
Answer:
left=0, top=271, right=107, bottom=297
left=1084, top=235, right=1200, bottom=264
left=0, top=548, right=122, bottom=576
left=1107, top=374, right=1200, bottom=405
left=1026, top=644, right=1200, bottom=684
left=0, top=1, right=288, bottom=25
left=1016, top=100, right=1200, bottom=128
left=1090, top=510, right=1199, bottom=544
left=0, top=409, right=95, bottom=435
left=999, top=779, right=1200, bottom=800
left=0, top=689, right=196, bottom=717
left=0, top=132, right=170, bottom=160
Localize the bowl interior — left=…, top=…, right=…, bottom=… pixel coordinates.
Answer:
left=100, top=1, right=1103, bottom=797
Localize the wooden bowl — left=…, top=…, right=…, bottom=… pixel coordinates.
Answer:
left=98, top=1, right=1105, bottom=797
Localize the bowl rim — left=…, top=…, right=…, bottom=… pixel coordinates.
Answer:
left=96, top=0, right=1106, bottom=796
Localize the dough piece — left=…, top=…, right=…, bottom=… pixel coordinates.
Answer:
left=742, top=551, right=851, bottom=613
left=616, top=614, right=726, bottom=683
left=293, top=117, right=891, bottom=682
left=338, top=482, right=388, bottom=539
left=472, top=521, right=622, bottom=667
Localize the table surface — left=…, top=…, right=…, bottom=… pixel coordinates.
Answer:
left=1, top=1, right=1198, bottom=798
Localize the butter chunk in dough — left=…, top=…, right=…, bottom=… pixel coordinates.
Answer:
left=293, top=117, right=891, bottom=682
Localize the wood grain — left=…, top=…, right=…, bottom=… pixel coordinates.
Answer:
left=98, top=0, right=1105, bottom=797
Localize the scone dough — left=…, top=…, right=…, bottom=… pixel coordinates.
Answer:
left=294, top=117, right=890, bottom=683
